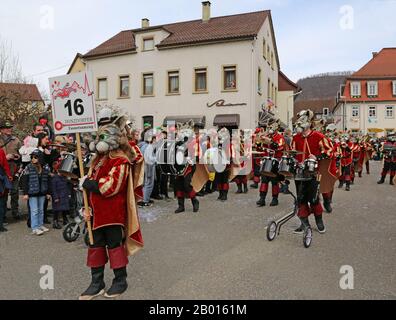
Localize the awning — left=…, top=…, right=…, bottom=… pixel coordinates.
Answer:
left=163, top=115, right=206, bottom=128
left=213, top=114, right=240, bottom=127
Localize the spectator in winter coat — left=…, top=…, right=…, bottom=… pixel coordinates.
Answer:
left=21, top=149, right=51, bottom=236
left=0, top=148, right=12, bottom=232
left=50, top=160, right=71, bottom=229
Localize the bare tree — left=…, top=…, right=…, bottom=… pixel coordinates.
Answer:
left=0, top=36, right=24, bottom=83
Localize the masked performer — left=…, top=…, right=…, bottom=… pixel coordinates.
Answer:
left=377, top=133, right=396, bottom=185
left=292, top=110, right=337, bottom=234
left=79, top=115, right=144, bottom=300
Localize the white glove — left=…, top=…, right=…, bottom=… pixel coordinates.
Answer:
left=79, top=175, right=88, bottom=190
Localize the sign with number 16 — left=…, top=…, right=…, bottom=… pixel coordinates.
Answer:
left=49, top=72, right=98, bottom=135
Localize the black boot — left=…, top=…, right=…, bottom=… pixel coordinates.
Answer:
left=221, top=190, right=228, bottom=201
left=345, top=182, right=350, bottom=191
left=377, top=176, right=385, bottom=184
left=323, top=199, right=333, bottom=213
left=217, top=190, right=223, bottom=200
left=250, top=182, right=259, bottom=189
left=270, top=197, right=279, bottom=207
left=256, top=193, right=266, bottom=207
left=191, top=198, right=200, bottom=213
left=390, top=176, right=395, bottom=186
left=294, top=217, right=311, bottom=234
left=62, top=212, right=69, bottom=226
left=236, top=184, right=243, bottom=194
left=79, top=267, right=106, bottom=300
left=315, top=215, right=326, bottom=234
left=338, top=181, right=344, bottom=189
left=104, top=267, right=128, bottom=299
left=174, top=198, right=185, bottom=214
left=243, top=183, right=248, bottom=194
left=52, top=219, right=62, bottom=230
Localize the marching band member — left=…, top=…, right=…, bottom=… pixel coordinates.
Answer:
left=174, top=127, right=200, bottom=213
left=292, top=110, right=337, bottom=234
left=80, top=115, right=144, bottom=300
left=350, top=136, right=361, bottom=184
left=234, top=130, right=249, bottom=194
left=337, top=133, right=356, bottom=191
left=250, top=127, right=266, bottom=189
left=216, top=127, right=232, bottom=202
left=256, top=119, right=285, bottom=207
left=358, top=135, right=374, bottom=177
left=377, top=133, right=396, bottom=185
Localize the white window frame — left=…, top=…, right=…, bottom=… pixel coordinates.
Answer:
left=368, top=106, right=377, bottom=118
left=97, top=78, right=108, bottom=100
left=385, top=105, right=394, bottom=119
left=222, top=65, right=237, bottom=91
left=142, top=37, right=154, bottom=51
left=323, top=108, right=329, bottom=116
left=194, top=67, right=208, bottom=93
left=367, top=81, right=378, bottom=97
left=142, top=72, right=154, bottom=97
left=393, top=81, right=396, bottom=96
left=118, top=75, right=130, bottom=98
left=167, top=70, right=180, bottom=95
left=351, top=82, right=361, bottom=97
left=351, top=105, right=360, bottom=118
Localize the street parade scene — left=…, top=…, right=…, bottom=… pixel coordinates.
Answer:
left=0, top=0, right=395, bottom=306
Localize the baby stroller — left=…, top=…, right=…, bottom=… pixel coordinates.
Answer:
left=63, top=189, right=90, bottom=246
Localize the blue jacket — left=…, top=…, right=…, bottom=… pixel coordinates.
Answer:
left=51, top=174, right=71, bottom=211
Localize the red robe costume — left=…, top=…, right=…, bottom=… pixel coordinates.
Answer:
left=88, top=150, right=144, bottom=256
left=292, top=130, right=338, bottom=194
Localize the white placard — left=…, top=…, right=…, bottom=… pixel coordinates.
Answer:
left=49, top=72, right=98, bottom=134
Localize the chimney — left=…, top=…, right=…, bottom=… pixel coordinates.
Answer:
left=372, top=52, right=378, bottom=58
left=202, top=1, right=211, bottom=22
left=142, top=18, right=150, bottom=28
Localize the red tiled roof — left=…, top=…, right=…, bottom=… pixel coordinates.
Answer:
left=344, top=79, right=396, bottom=102
left=0, top=83, right=43, bottom=102
left=350, top=48, right=396, bottom=79
left=278, top=71, right=298, bottom=92
left=84, top=11, right=269, bottom=58
left=85, top=31, right=136, bottom=58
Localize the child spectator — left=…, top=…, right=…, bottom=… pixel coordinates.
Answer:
left=21, top=149, right=51, bottom=236
left=50, top=159, right=71, bottom=229
left=19, top=136, right=39, bottom=169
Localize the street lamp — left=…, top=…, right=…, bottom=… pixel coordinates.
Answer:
left=287, top=89, right=303, bottom=129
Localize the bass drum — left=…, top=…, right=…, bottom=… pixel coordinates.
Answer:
left=203, top=148, right=228, bottom=173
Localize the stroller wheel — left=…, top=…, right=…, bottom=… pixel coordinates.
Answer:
left=303, top=227, right=313, bottom=248
left=63, top=223, right=81, bottom=242
left=266, top=221, right=277, bottom=241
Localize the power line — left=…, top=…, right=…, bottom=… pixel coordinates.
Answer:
left=5, top=63, right=69, bottom=82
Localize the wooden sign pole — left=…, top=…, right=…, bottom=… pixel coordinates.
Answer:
left=75, top=134, right=94, bottom=246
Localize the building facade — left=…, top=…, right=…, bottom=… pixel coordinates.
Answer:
left=333, top=48, right=396, bottom=135
left=71, top=2, right=292, bottom=130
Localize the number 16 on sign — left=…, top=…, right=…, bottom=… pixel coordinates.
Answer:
left=49, top=72, right=98, bottom=135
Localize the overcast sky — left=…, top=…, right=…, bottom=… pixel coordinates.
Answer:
left=1, top=0, right=396, bottom=97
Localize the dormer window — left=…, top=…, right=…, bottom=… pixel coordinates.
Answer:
left=351, top=82, right=361, bottom=97
left=143, top=37, right=154, bottom=51
left=367, top=81, right=378, bottom=97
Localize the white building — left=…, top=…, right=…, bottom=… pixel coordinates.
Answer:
left=71, top=2, right=294, bottom=130
left=333, top=48, right=396, bottom=135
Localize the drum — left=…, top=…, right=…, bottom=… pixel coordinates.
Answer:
left=58, top=153, right=78, bottom=179
left=294, top=159, right=318, bottom=181
left=173, top=145, right=188, bottom=176
left=278, top=156, right=295, bottom=178
left=260, top=157, right=279, bottom=178
left=203, top=148, right=228, bottom=173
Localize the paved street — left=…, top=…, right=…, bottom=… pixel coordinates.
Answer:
left=0, top=161, right=395, bottom=300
